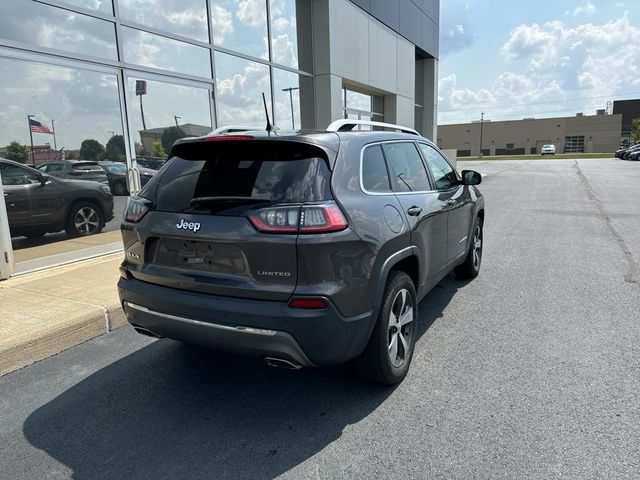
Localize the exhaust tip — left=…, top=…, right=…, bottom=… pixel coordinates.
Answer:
left=264, top=357, right=302, bottom=370
left=133, top=326, right=162, bottom=338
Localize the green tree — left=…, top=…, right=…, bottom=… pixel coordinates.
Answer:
left=630, top=118, right=640, bottom=143
left=103, top=134, right=126, bottom=162
left=161, top=126, right=187, bottom=153
left=4, top=141, right=30, bottom=163
left=80, top=139, right=105, bottom=161
left=151, top=141, right=166, bottom=158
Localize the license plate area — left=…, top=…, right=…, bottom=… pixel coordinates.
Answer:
left=148, top=238, right=249, bottom=275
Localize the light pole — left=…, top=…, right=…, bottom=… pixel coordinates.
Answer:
left=282, top=87, right=299, bottom=129
left=479, top=112, right=485, bottom=158
left=174, top=116, right=181, bottom=128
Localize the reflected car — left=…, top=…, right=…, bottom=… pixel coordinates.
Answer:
left=37, top=160, right=109, bottom=184
left=135, top=156, right=166, bottom=171
left=541, top=144, right=556, bottom=155
left=1, top=158, right=114, bottom=238
left=100, top=161, right=156, bottom=196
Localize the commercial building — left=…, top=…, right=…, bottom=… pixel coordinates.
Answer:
left=0, top=0, right=440, bottom=278
left=613, top=99, right=640, bottom=143
left=438, top=113, right=623, bottom=157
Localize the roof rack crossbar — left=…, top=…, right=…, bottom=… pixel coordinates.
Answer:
left=326, top=119, right=419, bottom=136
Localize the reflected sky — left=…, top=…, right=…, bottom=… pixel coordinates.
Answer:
left=0, top=58, right=122, bottom=149
left=211, top=0, right=268, bottom=59
left=119, top=0, right=208, bottom=42
left=0, top=0, right=117, bottom=60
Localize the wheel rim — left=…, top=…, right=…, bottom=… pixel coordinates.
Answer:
left=74, top=207, right=100, bottom=234
left=388, top=289, right=414, bottom=368
left=472, top=224, right=483, bottom=269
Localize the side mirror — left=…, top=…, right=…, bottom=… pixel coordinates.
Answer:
left=461, top=170, right=482, bottom=186
left=38, top=173, right=50, bottom=185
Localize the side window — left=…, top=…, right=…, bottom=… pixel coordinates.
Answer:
left=0, top=164, right=40, bottom=186
left=419, top=143, right=458, bottom=190
left=47, top=164, right=63, bottom=172
left=383, top=142, right=431, bottom=192
left=362, top=145, right=391, bottom=193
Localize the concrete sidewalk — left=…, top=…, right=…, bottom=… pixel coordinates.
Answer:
left=0, top=253, right=125, bottom=376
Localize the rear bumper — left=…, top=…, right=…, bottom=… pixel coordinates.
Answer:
left=117, top=275, right=376, bottom=367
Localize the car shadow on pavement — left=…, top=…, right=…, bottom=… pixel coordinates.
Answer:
left=22, top=275, right=463, bottom=480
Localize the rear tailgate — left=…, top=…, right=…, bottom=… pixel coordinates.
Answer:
left=71, top=162, right=108, bottom=182
left=123, top=139, right=335, bottom=302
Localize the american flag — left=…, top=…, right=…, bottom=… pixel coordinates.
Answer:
left=29, top=118, right=53, bottom=134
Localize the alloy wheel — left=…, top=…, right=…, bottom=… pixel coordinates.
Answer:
left=472, top=225, right=483, bottom=269
left=388, top=289, right=414, bottom=368
left=74, top=207, right=100, bottom=235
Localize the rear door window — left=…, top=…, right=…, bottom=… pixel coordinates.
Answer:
left=383, top=142, right=431, bottom=192
left=362, top=145, right=391, bottom=193
left=150, top=141, right=332, bottom=214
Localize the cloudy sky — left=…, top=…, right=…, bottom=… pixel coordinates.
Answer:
left=438, top=0, right=640, bottom=124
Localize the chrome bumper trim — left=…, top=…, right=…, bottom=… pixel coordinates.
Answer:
left=124, top=302, right=278, bottom=336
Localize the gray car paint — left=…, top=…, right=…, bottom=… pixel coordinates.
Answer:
left=118, top=131, right=484, bottom=365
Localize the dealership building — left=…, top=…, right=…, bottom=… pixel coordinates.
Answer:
left=438, top=112, right=623, bottom=157
left=0, top=0, right=440, bottom=278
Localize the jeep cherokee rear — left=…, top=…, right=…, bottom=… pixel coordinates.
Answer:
left=117, top=122, right=484, bottom=384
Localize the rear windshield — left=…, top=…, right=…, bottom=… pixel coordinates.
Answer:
left=73, top=162, right=100, bottom=170
left=150, top=140, right=332, bottom=213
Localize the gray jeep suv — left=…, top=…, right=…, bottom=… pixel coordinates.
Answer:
left=117, top=121, right=484, bottom=384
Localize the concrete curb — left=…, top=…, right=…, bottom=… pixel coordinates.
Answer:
left=0, top=254, right=126, bottom=376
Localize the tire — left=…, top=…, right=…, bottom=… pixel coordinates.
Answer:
left=113, top=181, right=128, bottom=196
left=354, top=271, right=418, bottom=385
left=65, top=201, right=104, bottom=237
left=454, top=217, right=483, bottom=279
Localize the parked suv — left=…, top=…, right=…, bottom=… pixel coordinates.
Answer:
left=38, top=160, right=109, bottom=184
left=117, top=121, right=485, bottom=384
left=1, top=158, right=114, bottom=238
left=541, top=144, right=556, bottom=155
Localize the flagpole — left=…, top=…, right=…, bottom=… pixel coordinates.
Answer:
left=52, top=119, right=57, bottom=151
left=27, top=115, right=35, bottom=165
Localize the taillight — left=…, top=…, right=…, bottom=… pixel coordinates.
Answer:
left=124, top=197, right=149, bottom=223
left=247, top=202, right=348, bottom=234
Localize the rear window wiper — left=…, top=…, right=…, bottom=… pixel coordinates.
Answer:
left=190, top=196, right=272, bottom=209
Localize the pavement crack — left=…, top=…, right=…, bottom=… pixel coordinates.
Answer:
left=573, top=160, right=639, bottom=285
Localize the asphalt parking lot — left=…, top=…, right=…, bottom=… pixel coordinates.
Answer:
left=1, top=158, right=638, bottom=479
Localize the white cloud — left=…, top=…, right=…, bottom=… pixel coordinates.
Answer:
left=571, top=1, right=597, bottom=16
left=236, top=0, right=267, bottom=28
left=502, top=16, right=640, bottom=96
left=271, top=33, right=298, bottom=68
left=211, top=5, right=234, bottom=44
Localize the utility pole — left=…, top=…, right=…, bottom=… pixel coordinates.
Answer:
left=27, top=115, right=35, bottom=165
left=479, top=112, right=485, bottom=158
left=174, top=116, right=181, bottom=128
left=282, top=87, right=299, bottom=129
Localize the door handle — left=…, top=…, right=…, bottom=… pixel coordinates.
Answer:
left=407, top=206, right=422, bottom=216
left=446, top=199, right=456, bottom=207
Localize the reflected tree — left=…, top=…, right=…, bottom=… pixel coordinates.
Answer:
left=161, top=126, right=187, bottom=153
left=4, top=141, right=30, bottom=163
left=80, top=139, right=105, bottom=161
left=104, top=134, right=126, bottom=162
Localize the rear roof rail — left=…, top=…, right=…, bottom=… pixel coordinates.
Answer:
left=326, top=119, right=419, bottom=136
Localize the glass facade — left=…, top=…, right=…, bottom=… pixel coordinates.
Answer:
left=0, top=0, right=309, bottom=272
